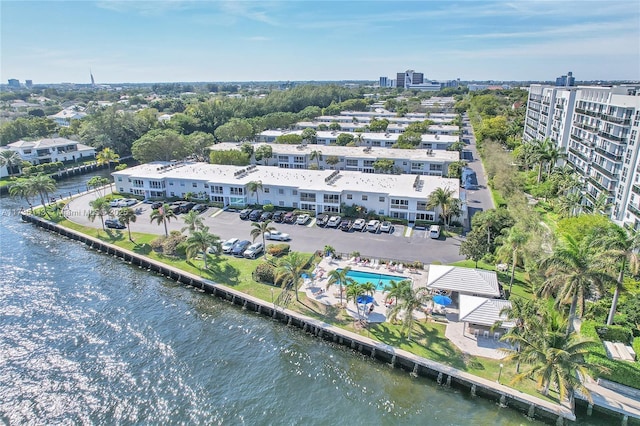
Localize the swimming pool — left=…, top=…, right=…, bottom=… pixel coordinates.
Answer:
left=337, top=269, right=407, bottom=291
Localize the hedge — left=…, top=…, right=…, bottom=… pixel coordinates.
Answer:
left=594, top=324, right=633, bottom=344
left=267, top=243, right=290, bottom=257
left=581, top=320, right=640, bottom=389
left=634, top=337, right=640, bottom=360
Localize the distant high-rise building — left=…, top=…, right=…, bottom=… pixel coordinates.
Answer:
left=90, top=69, right=95, bottom=86
left=379, top=76, right=388, bottom=87
left=25, top=80, right=33, bottom=88
left=396, top=72, right=405, bottom=89
left=555, top=71, right=575, bottom=87
left=8, top=79, right=20, bottom=88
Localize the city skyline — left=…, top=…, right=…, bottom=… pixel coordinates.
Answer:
left=1, top=0, right=639, bottom=84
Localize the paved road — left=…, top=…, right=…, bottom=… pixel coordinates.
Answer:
left=461, top=113, right=494, bottom=226
left=65, top=194, right=465, bottom=265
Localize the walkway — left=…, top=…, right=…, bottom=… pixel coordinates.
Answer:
left=444, top=316, right=511, bottom=360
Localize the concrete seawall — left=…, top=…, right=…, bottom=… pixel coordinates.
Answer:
left=23, top=212, right=638, bottom=425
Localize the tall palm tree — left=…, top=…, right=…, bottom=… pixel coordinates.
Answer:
left=9, top=180, right=35, bottom=207
left=185, top=226, right=221, bottom=271
left=118, top=207, right=137, bottom=242
left=426, top=186, right=454, bottom=227
left=275, top=251, right=308, bottom=302
left=246, top=180, right=263, bottom=206
left=150, top=203, right=176, bottom=237
left=538, top=233, right=613, bottom=332
left=557, top=192, right=583, bottom=218
left=326, top=266, right=355, bottom=306
left=598, top=225, right=640, bottom=325
left=96, top=147, right=120, bottom=171
left=28, top=174, right=57, bottom=219
left=497, top=225, right=529, bottom=294
left=354, top=133, right=364, bottom=147
left=590, top=193, right=612, bottom=215
left=181, top=210, right=204, bottom=234
left=545, top=145, right=565, bottom=177
left=495, top=297, right=540, bottom=373
left=310, top=150, right=323, bottom=168
left=0, top=150, right=23, bottom=176
left=502, top=308, right=595, bottom=402
left=385, top=280, right=431, bottom=340
left=87, top=176, right=111, bottom=199
left=345, top=282, right=366, bottom=321
left=88, top=197, right=113, bottom=230
left=250, top=219, right=276, bottom=258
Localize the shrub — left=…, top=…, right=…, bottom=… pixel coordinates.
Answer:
left=267, top=243, right=290, bottom=257
left=634, top=337, right=640, bottom=360
left=175, top=241, right=188, bottom=257
left=595, top=324, right=633, bottom=343
left=162, top=231, right=186, bottom=256
left=254, top=262, right=275, bottom=284
left=262, top=204, right=274, bottom=212
left=150, top=236, right=166, bottom=252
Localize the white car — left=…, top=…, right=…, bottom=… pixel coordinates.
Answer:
left=109, top=198, right=123, bottom=207
left=379, top=221, right=393, bottom=233
left=243, top=242, right=264, bottom=259
left=366, top=220, right=381, bottom=233
left=222, top=238, right=240, bottom=253
left=352, top=218, right=366, bottom=231
left=120, top=198, right=138, bottom=207
left=326, top=216, right=342, bottom=228
left=265, top=231, right=291, bottom=241
left=296, top=214, right=310, bottom=225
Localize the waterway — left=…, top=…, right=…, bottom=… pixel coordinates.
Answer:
left=0, top=171, right=610, bottom=425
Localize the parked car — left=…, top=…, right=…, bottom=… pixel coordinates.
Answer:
left=180, top=202, right=196, bottom=213
left=120, top=198, right=138, bottom=207
left=109, top=198, right=123, bottom=208
left=429, top=225, right=441, bottom=239
left=327, top=216, right=341, bottom=228
left=265, top=231, right=291, bottom=241
left=170, top=202, right=185, bottom=213
left=316, top=213, right=329, bottom=227
left=296, top=214, right=310, bottom=225
left=379, top=221, right=393, bottom=233
left=222, top=238, right=240, bottom=254
left=105, top=219, right=126, bottom=229
left=352, top=218, right=366, bottom=231
left=191, top=204, right=207, bottom=213
left=239, top=208, right=252, bottom=220
left=260, top=211, right=273, bottom=221
left=231, top=240, right=251, bottom=257
left=243, top=242, right=264, bottom=259
left=248, top=209, right=262, bottom=221
left=272, top=211, right=285, bottom=222
left=366, top=220, right=381, bottom=233
left=283, top=212, right=297, bottom=224
left=339, top=219, right=352, bottom=231
left=150, top=202, right=163, bottom=210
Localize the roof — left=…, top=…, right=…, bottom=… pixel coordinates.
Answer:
left=113, top=161, right=460, bottom=199
left=8, top=138, right=94, bottom=151
left=48, top=109, right=87, bottom=120
left=426, top=265, right=501, bottom=297
left=209, top=142, right=460, bottom=162
left=458, top=295, right=514, bottom=328
left=259, top=130, right=459, bottom=144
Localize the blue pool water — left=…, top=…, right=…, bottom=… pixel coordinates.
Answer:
left=337, top=269, right=406, bottom=291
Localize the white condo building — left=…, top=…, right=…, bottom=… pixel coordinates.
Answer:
left=524, top=84, right=640, bottom=228
left=112, top=162, right=466, bottom=224
left=7, top=138, right=96, bottom=165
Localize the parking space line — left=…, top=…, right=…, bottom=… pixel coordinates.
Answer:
left=404, top=225, right=413, bottom=238
left=307, top=219, right=316, bottom=227
left=210, top=209, right=225, bottom=218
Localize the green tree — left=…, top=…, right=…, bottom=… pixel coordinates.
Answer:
left=214, top=118, right=256, bottom=142
left=275, top=251, right=308, bottom=302
left=239, top=142, right=254, bottom=159
left=394, top=131, right=422, bottom=149
left=254, top=144, right=273, bottom=165
left=186, top=131, right=215, bottom=161
left=426, top=187, right=455, bottom=227
left=96, top=147, right=120, bottom=171
left=0, top=150, right=23, bottom=176
left=310, top=150, right=323, bottom=168
left=336, top=133, right=354, bottom=146
left=150, top=203, right=177, bottom=237
left=275, top=134, right=303, bottom=145
left=250, top=220, right=276, bottom=258
left=326, top=266, right=356, bottom=306
left=209, top=149, right=250, bottom=166
left=186, top=226, right=221, bottom=271
left=372, top=158, right=395, bottom=174
left=447, top=161, right=467, bottom=179
left=88, top=197, right=113, bottom=231
left=325, top=155, right=340, bottom=169
left=329, top=121, right=341, bottom=131
left=131, top=129, right=189, bottom=163
left=496, top=225, right=529, bottom=293
left=459, top=229, right=488, bottom=268
left=247, top=180, right=263, bottom=205
left=118, top=207, right=137, bottom=242
left=87, top=176, right=110, bottom=199
left=28, top=174, right=57, bottom=219
left=368, top=118, right=389, bottom=132
left=384, top=280, right=431, bottom=340
left=181, top=210, right=204, bottom=234
left=301, top=128, right=317, bottom=145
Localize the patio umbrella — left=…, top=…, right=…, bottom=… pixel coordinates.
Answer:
left=433, top=295, right=452, bottom=306
left=356, top=295, right=374, bottom=305
left=301, top=273, right=309, bottom=279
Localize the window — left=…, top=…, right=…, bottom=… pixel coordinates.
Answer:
left=346, top=194, right=352, bottom=200
left=324, top=194, right=339, bottom=203
left=204, top=184, right=209, bottom=188
left=180, top=183, right=185, bottom=186
left=293, top=190, right=298, bottom=195
left=379, top=196, right=385, bottom=202
left=279, top=201, right=284, bottom=207
left=230, top=187, right=244, bottom=195
left=264, top=188, right=270, bottom=193
left=346, top=159, right=358, bottom=167
left=278, top=189, right=284, bottom=195
left=192, top=182, right=197, bottom=188
left=211, top=185, right=223, bottom=194
left=211, top=196, right=224, bottom=203
left=362, top=195, right=368, bottom=201
left=169, top=182, right=174, bottom=186
left=117, top=177, right=122, bottom=182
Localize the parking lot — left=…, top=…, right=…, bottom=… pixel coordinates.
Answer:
left=65, top=193, right=466, bottom=265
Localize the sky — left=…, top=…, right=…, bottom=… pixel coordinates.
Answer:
left=1, top=0, right=639, bottom=84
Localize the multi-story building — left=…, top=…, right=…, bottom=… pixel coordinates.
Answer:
left=295, top=120, right=458, bottom=135
left=523, top=83, right=640, bottom=228
left=209, top=142, right=459, bottom=176
left=7, top=138, right=96, bottom=165
left=113, top=161, right=466, bottom=224
left=7, top=79, right=20, bottom=88
left=555, top=71, right=575, bottom=87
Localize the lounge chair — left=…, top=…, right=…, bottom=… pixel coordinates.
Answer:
left=397, top=264, right=404, bottom=273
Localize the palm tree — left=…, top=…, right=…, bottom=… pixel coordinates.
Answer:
left=88, top=197, right=113, bottom=230
left=185, top=226, right=221, bottom=271
left=598, top=225, right=640, bottom=325
left=531, top=138, right=553, bottom=183
left=118, top=207, right=137, bottom=242
left=181, top=210, right=204, bottom=234
left=28, top=174, right=57, bottom=219
left=310, top=150, right=323, bottom=168
left=557, top=192, right=583, bottom=218
left=275, top=251, right=308, bottom=302
left=502, top=308, right=596, bottom=402
left=590, top=193, right=612, bottom=215
left=9, top=180, right=35, bottom=208
left=496, top=225, right=529, bottom=294
left=150, top=203, right=176, bottom=237
left=246, top=180, right=263, bottom=206
left=354, top=133, right=364, bottom=147
left=0, top=150, right=23, bottom=176
left=545, top=145, right=565, bottom=177
left=326, top=266, right=355, bottom=306
left=385, top=280, right=431, bottom=340
left=96, top=147, right=120, bottom=171
left=426, top=186, right=455, bottom=227
left=250, top=220, right=276, bottom=258
left=87, top=176, right=111, bottom=199
left=538, top=233, right=613, bottom=332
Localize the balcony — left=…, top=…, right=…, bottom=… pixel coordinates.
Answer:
left=575, top=107, right=598, bottom=118
left=300, top=196, right=316, bottom=202
left=590, top=162, right=619, bottom=180
left=568, top=146, right=590, bottom=162
left=594, top=146, right=623, bottom=162
left=598, top=131, right=625, bottom=143
left=627, top=203, right=640, bottom=218
left=600, top=114, right=631, bottom=125
left=587, top=176, right=611, bottom=193
left=575, top=122, right=598, bottom=132
left=632, top=184, right=640, bottom=196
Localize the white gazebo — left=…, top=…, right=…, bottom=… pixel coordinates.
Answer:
left=458, top=294, right=514, bottom=339
left=426, top=265, right=501, bottom=298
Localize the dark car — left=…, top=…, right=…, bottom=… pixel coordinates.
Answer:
left=105, top=219, right=126, bottom=229
left=339, top=219, right=352, bottom=231
left=272, top=211, right=285, bottom=222
left=180, top=202, right=196, bottom=213
left=150, top=202, right=163, bottom=210
left=316, top=213, right=329, bottom=227
left=283, top=212, right=297, bottom=224
left=259, top=211, right=273, bottom=221
left=169, top=202, right=185, bottom=213
left=249, top=209, right=262, bottom=221
left=231, top=240, right=251, bottom=257
left=239, top=208, right=252, bottom=220
left=191, top=204, right=207, bottom=213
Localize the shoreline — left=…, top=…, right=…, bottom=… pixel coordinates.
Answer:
left=21, top=211, right=640, bottom=425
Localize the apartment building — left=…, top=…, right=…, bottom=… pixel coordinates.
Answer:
left=112, top=161, right=466, bottom=223
left=523, top=84, right=640, bottom=228
left=7, top=138, right=96, bottom=165
left=295, top=121, right=458, bottom=135
left=209, top=142, right=459, bottom=176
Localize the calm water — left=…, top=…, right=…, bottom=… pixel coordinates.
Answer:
left=0, top=172, right=608, bottom=425
left=337, top=269, right=403, bottom=291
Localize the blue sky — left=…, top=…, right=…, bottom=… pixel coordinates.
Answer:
left=1, top=0, right=639, bottom=84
